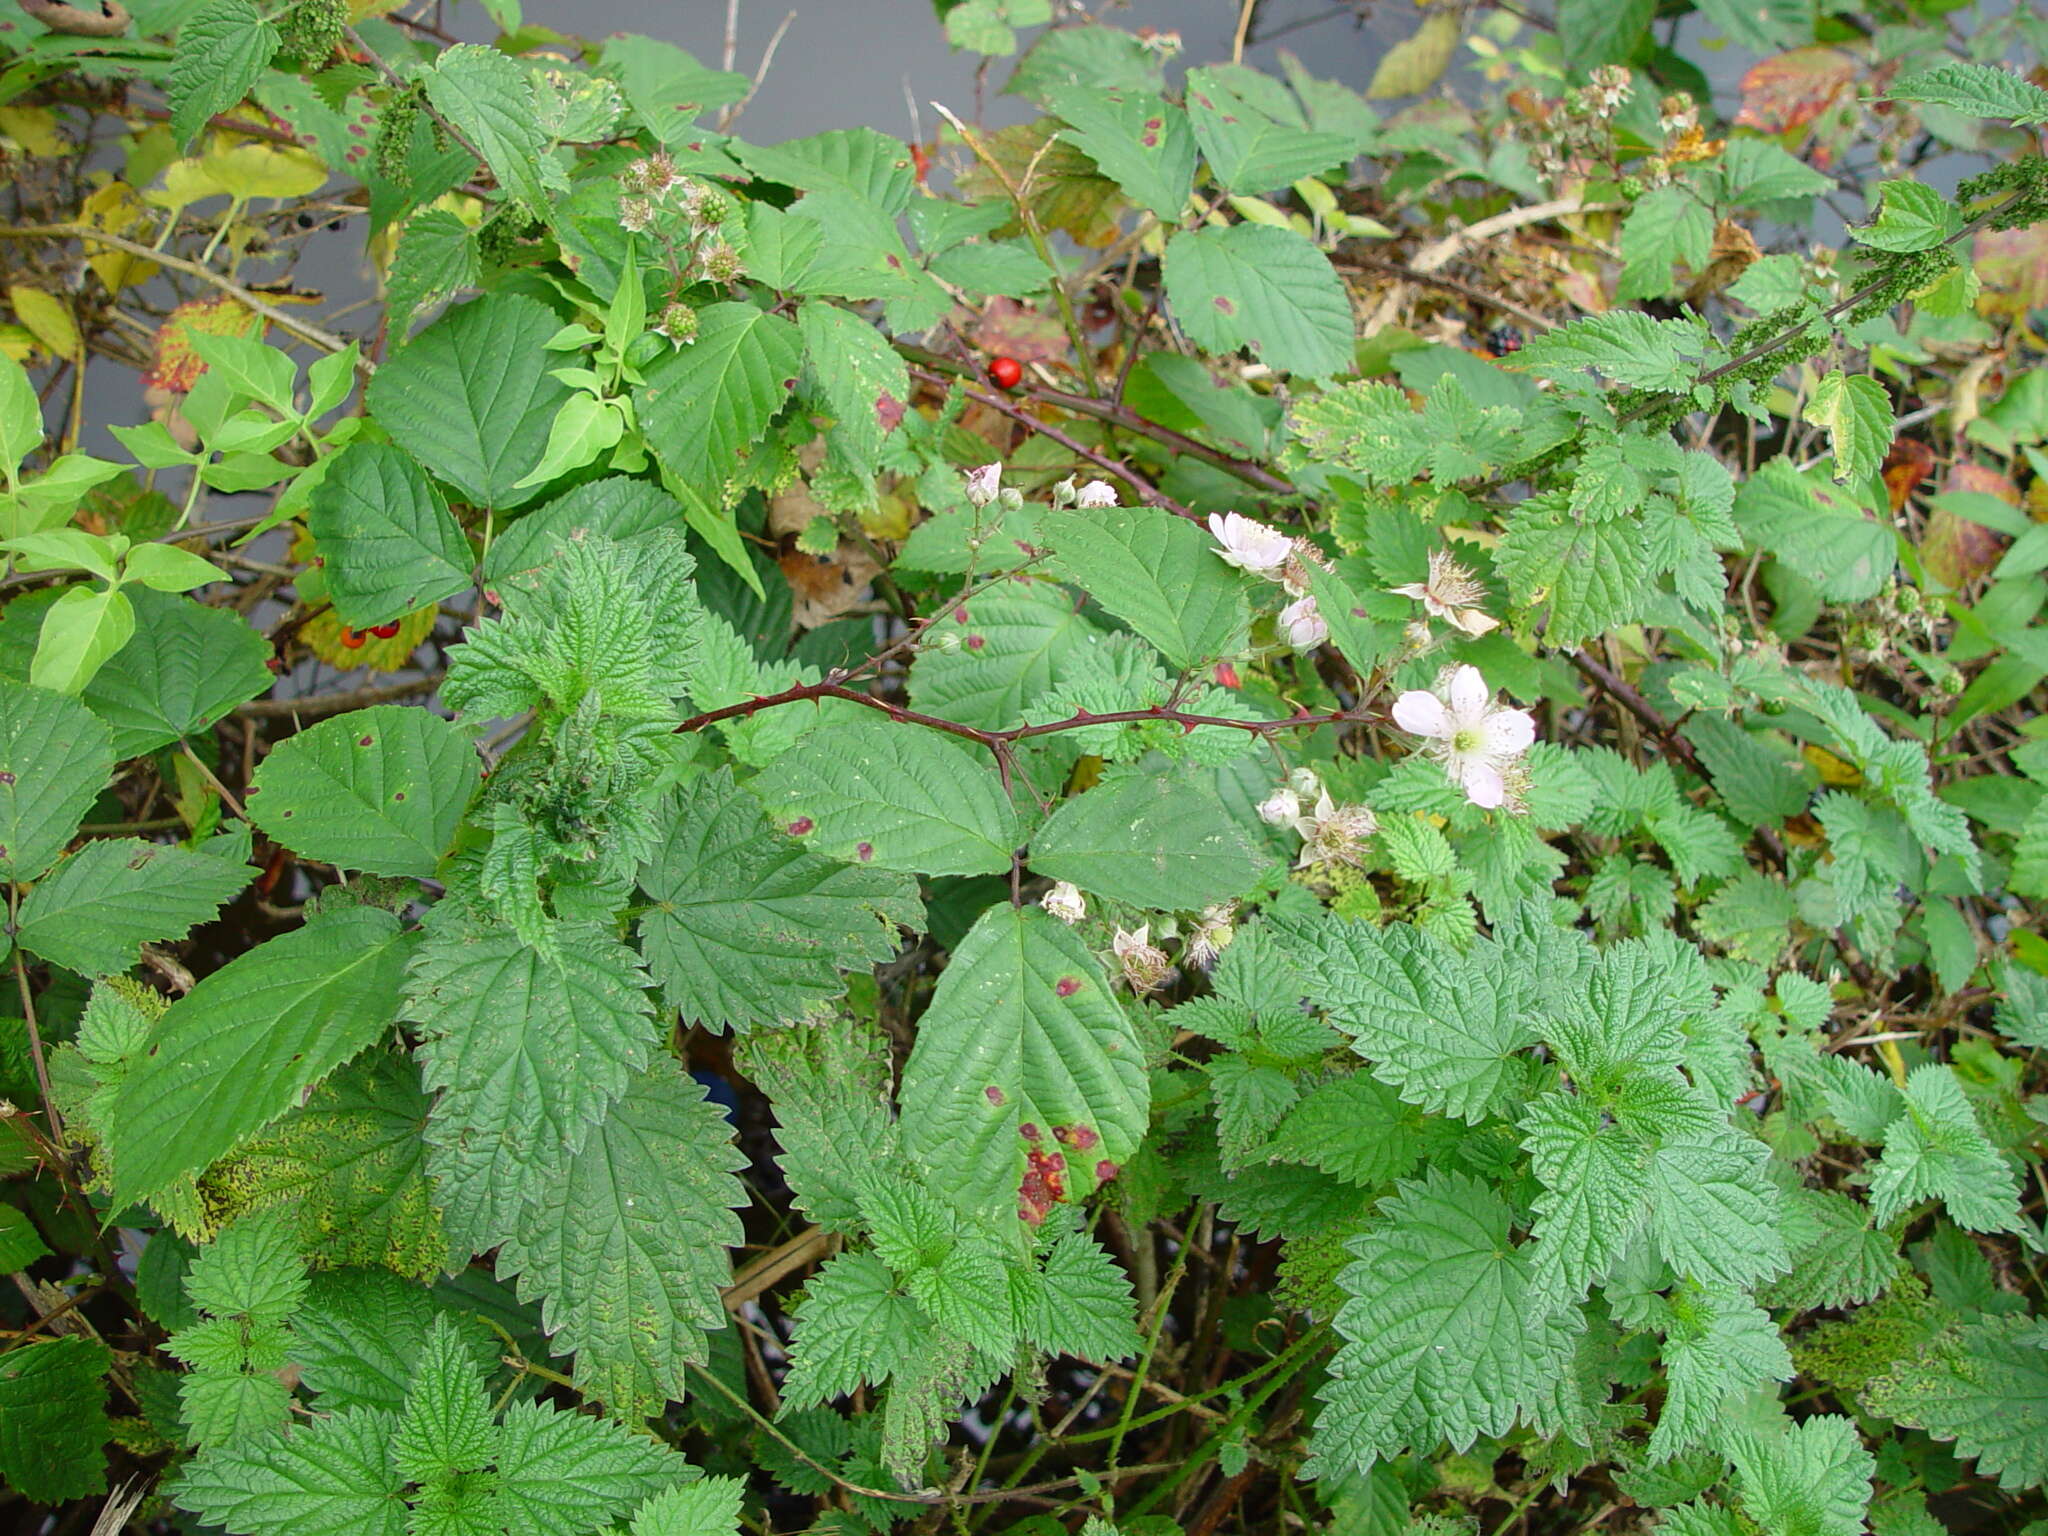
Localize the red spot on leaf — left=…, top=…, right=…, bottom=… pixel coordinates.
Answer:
left=966, top=633, right=986, bottom=651
left=1095, top=1159, right=1119, bottom=1183
left=1213, top=295, right=1235, bottom=315
left=1213, top=661, right=1240, bottom=689
left=357, top=736, right=373, bottom=747
left=1019, top=1122, right=1040, bottom=1140
left=857, top=841, right=874, bottom=861
left=787, top=817, right=814, bottom=836
left=985, top=1085, right=1006, bottom=1105
left=1018, top=1146, right=1067, bottom=1224
left=876, top=394, right=904, bottom=431
left=1052, top=1123, right=1098, bottom=1151
left=1055, top=976, right=1081, bottom=997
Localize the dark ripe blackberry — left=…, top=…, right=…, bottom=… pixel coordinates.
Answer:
left=1486, top=325, right=1525, bottom=356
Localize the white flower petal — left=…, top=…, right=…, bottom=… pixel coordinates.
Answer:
left=1448, top=664, right=1489, bottom=720
left=1449, top=608, right=1500, bottom=638
left=1392, top=689, right=1449, bottom=737
left=1482, top=707, right=1536, bottom=757
left=1462, top=760, right=1507, bottom=808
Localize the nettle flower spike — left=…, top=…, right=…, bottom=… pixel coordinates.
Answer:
left=1392, top=548, right=1499, bottom=638
left=1207, top=511, right=1293, bottom=577
left=1392, top=664, right=1537, bottom=811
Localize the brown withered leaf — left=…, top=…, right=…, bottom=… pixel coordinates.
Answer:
left=1687, top=219, right=1761, bottom=303
left=956, top=120, right=1124, bottom=249
left=1973, top=224, right=2048, bottom=317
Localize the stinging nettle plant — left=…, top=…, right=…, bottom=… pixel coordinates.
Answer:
left=0, top=1, right=2046, bottom=1533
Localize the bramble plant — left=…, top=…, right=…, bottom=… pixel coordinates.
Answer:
left=2, top=0, right=2048, bottom=1532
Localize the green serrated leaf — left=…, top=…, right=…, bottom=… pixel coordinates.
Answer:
left=749, top=714, right=1018, bottom=877
left=102, top=908, right=411, bottom=1209
left=248, top=705, right=479, bottom=878
left=495, top=1060, right=746, bottom=1415
left=637, top=767, right=922, bottom=1031
left=0, top=678, right=114, bottom=883
left=306, top=441, right=473, bottom=628
left=169, top=0, right=281, bottom=147
left=1031, top=767, right=1259, bottom=909
left=424, top=45, right=555, bottom=218
left=1888, top=61, right=2048, bottom=124
left=1163, top=223, right=1355, bottom=378
left=1040, top=503, right=1252, bottom=668
left=408, top=922, right=657, bottom=1256
left=16, top=836, right=245, bottom=976
left=0, top=1336, right=112, bottom=1502
left=365, top=293, right=577, bottom=512
left=77, top=587, right=272, bottom=759
left=1051, top=86, right=1197, bottom=220
left=637, top=302, right=803, bottom=502
left=173, top=1408, right=406, bottom=1536
left=1806, top=374, right=1892, bottom=486
left=899, top=905, right=1149, bottom=1218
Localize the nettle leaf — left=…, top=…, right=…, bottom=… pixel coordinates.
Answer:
left=172, top=1408, right=406, bottom=1536
left=79, top=588, right=272, bottom=759
left=169, top=0, right=281, bottom=147
left=1041, top=504, right=1253, bottom=666
left=1163, top=223, right=1354, bottom=378
left=248, top=706, right=480, bottom=878
left=636, top=302, right=803, bottom=496
left=1646, top=1136, right=1789, bottom=1292
left=1649, top=1286, right=1793, bottom=1462
left=750, top=714, right=1018, bottom=877
left=1021, top=1229, right=1143, bottom=1363
left=0, top=1336, right=112, bottom=1503
left=495, top=1059, right=747, bottom=1415
left=1185, top=67, right=1356, bottom=193
left=1888, top=61, right=2048, bottom=125
left=781, top=1249, right=930, bottom=1408
left=637, top=768, right=923, bottom=1031
left=408, top=923, right=658, bottom=1256
left=1314, top=1169, right=1567, bottom=1476
left=1865, top=1314, right=2048, bottom=1491
left=1050, top=86, right=1197, bottom=220
left=1806, top=374, right=1892, bottom=487
left=1514, top=311, right=1711, bottom=394
left=630, top=1478, right=748, bottom=1536
left=0, top=678, right=114, bottom=883
left=103, top=907, right=413, bottom=1210
left=899, top=905, right=1149, bottom=1219
left=203, top=1050, right=448, bottom=1281
left=1867, top=1064, right=2023, bottom=1234
left=1521, top=1089, right=1652, bottom=1302
left=1283, top=915, right=1532, bottom=1122
left=365, top=294, right=577, bottom=511
left=1728, top=1415, right=1873, bottom=1536
left=1030, top=767, right=1260, bottom=909
left=306, top=441, right=473, bottom=628
left=16, top=837, right=247, bottom=977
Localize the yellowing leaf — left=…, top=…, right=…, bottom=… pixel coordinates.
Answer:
left=1368, top=11, right=1461, bottom=100
left=0, top=106, right=65, bottom=157
left=79, top=182, right=160, bottom=295
left=202, top=141, right=328, bottom=201
left=1802, top=743, right=1862, bottom=786
left=7, top=286, right=80, bottom=361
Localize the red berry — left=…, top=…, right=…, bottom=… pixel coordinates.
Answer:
left=989, top=355, right=1023, bottom=390
left=370, top=622, right=402, bottom=639
left=339, top=627, right=366, bottom=649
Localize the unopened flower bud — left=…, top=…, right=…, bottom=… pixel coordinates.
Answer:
left=1257, top=788, right=1301, bottom=826
left=966, top=463, right=1002, bottom=507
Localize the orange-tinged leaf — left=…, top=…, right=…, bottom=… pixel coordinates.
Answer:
left=1921, top=461, right=2016, bottom=588
left=1880, top=437, right=1936, bottom=514
left=1734, top=48, right=1858, bottom=133
left=144, top=295, right=260, bottom=393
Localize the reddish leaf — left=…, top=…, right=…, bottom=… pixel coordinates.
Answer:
left=1880, top=437, right=1935, bottom=514
left=1734, top=48, right=1858, bottom=133
left=1974, top=224, right=2048, bottom=317
left=1921, top=462, right=2017, bottom=588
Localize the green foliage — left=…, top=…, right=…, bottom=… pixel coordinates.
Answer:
left=2, top=10, right=2046, bottom=1534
